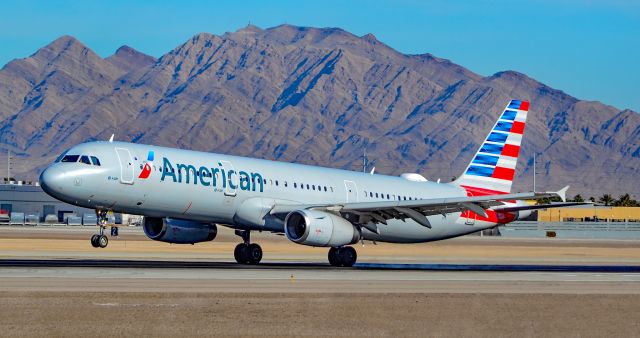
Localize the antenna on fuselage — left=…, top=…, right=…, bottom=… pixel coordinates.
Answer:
left=370, top=167, right=375, bottom=175
left=108, top=134, right=114, bottom=143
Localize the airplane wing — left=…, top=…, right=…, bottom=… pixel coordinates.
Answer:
left=270, top=187, right=571, bottom=230
left=493, top=201, right=590, bottom=213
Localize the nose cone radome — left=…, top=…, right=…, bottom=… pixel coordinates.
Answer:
left=39, top=165, right=67, bottom=199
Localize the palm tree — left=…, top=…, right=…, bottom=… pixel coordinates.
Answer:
left=571, top=194, right=584, bottom=202
left=598, top=194, right=615, bottom=206
left=614, top=194, right=636, bottom=207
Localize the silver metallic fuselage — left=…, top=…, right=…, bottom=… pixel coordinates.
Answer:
left=40, top=141, right=498, bottom=243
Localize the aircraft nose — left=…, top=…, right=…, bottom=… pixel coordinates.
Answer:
left=39, top=165, right=67, bottom=198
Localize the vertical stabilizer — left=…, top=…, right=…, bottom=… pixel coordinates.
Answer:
left=454, top=100, right=529, bottom=195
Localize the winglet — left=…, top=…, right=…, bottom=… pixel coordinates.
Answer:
left=555, top=185, right=569, bottom=202
left=108, top=134, right=114, bottom=143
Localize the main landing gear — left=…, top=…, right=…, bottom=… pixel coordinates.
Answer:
left=233, top=230, right=263, bottom=265
left=90, top=209, right=109, bottom=248
left=328, top=247, right=357, bottom=267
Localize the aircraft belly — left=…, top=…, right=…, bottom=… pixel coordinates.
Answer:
left=361, top=213, right=488, bottom=243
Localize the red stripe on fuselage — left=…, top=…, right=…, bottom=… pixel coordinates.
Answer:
left=492, top=167, right=515, bottom=181
left=461, top=210, right=517, bottom=224
left=461, top=185, right=508, bottom=196
left=510, top=121, right=526, bottom=134
left=501, top=144, right=520, bottom=158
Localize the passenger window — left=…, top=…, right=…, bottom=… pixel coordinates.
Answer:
left=90, top=156, right=101, bottom=166
left=375, top=193, right=379, bottom=198
left=324, top=186, right=327, bottom=192
left=275, top=180, right=279, bottom=186
left=386, top=194, right=390, bottom=199
left=312, top=185, right=316, bottom=191
left=294, top=183, right=297, bottom=188
left=61, top=155, right=80, bottom=163
left=306, top=184, right=310, bottom=189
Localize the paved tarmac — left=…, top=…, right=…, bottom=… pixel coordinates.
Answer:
left=0, top=258, right=639, bottom=294
left=1, top=226, right=640, bottom=337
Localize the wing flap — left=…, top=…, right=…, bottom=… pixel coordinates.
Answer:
left=269, top=188, right=567, bottom=226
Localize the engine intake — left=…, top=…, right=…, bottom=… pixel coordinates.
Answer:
left=143, top=217, right=217, bottom=244
left=284, top=210, right=360, bottom=247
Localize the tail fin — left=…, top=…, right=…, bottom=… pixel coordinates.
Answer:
left=454, top=100, right=529, bottom=195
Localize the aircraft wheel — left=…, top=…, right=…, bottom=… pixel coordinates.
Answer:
left=97, top=235, right=108, bottom=248
left=328, top=247, right=340, bottom=266
left=234, top=243, right=250, bottom=264
left=90, top=235, right=99, bottom=248
left=338, top=247, right=357, bottom=267
left=247, top=244, right=263, bottom=265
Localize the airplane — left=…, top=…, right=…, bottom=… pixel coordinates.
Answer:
left=39, top=100, right=582, bottom=267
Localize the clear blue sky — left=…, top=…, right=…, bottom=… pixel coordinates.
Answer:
left=1, top=0, right=638, bottom=111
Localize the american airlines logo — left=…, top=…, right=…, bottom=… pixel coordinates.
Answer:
left=159, top=157, right=265, bottom=192
left=138, top=150, right=154, bottom=179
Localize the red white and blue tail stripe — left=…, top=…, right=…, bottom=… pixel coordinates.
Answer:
left=454, top=100, right=529, bottom=195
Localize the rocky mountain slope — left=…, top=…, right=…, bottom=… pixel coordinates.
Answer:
left=0, top=25, right=638, bottom=197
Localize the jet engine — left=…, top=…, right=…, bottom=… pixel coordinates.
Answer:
left=284, top=210, right=360, bottom=247
left=143, top=217, right=217, bottom=244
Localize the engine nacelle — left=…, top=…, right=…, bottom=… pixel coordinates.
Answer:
left=143, top=217, right=217, bottom=244
left=284, top=210, right=360, bottom=247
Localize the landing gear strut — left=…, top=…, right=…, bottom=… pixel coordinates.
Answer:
left=90, top=209, right=109, bottom=248
left=233, top=230, right=263, bottom=265
left=328, top=247, right=357, bottom=267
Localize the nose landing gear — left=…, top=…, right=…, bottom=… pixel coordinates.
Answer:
left=233, top=230, right=263, bottom=265
left=90, top=209, right=110, bottom=248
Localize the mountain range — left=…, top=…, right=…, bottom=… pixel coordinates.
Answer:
left=0, top=24, right=638, bottom=197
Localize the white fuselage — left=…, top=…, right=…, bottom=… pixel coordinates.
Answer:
left=40, top=141, right=509, bottom=243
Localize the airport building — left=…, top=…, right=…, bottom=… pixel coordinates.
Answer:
left=0, top=181, right=126, bottom=225
left=537, top=205, right=640, bottom=222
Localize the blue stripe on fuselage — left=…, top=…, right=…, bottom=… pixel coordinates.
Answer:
left=487, top=132, right=508, bottom=143
left=494, top=121, right=513, bottom=133
left=479, top=143, right=504, bottom=155
left=508, top=100, right=521, bottom=109
left=466, top=165, right=494, bottom=177
left=472, top=154, right=499, bottom=166
left=501, top=110, right=517, bottom=121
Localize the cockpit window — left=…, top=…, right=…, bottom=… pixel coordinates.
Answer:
left=55, top=149, right=71, bottom=163
left=80, top=155, right=91, bottom=165
left=61, top=155, right=80, bottom=163
left=90, top=156, right=101, bottom=166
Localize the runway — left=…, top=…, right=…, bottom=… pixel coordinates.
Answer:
left=1, top=227, right=640, bottom=336
left=1, top=258, right=639, bottom=294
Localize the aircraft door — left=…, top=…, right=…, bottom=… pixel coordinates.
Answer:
left=344, top=180, right=358, bottom=203
left=219, top=160, right=238, bottom=197
left=115, top=148, right=135, bottom=185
